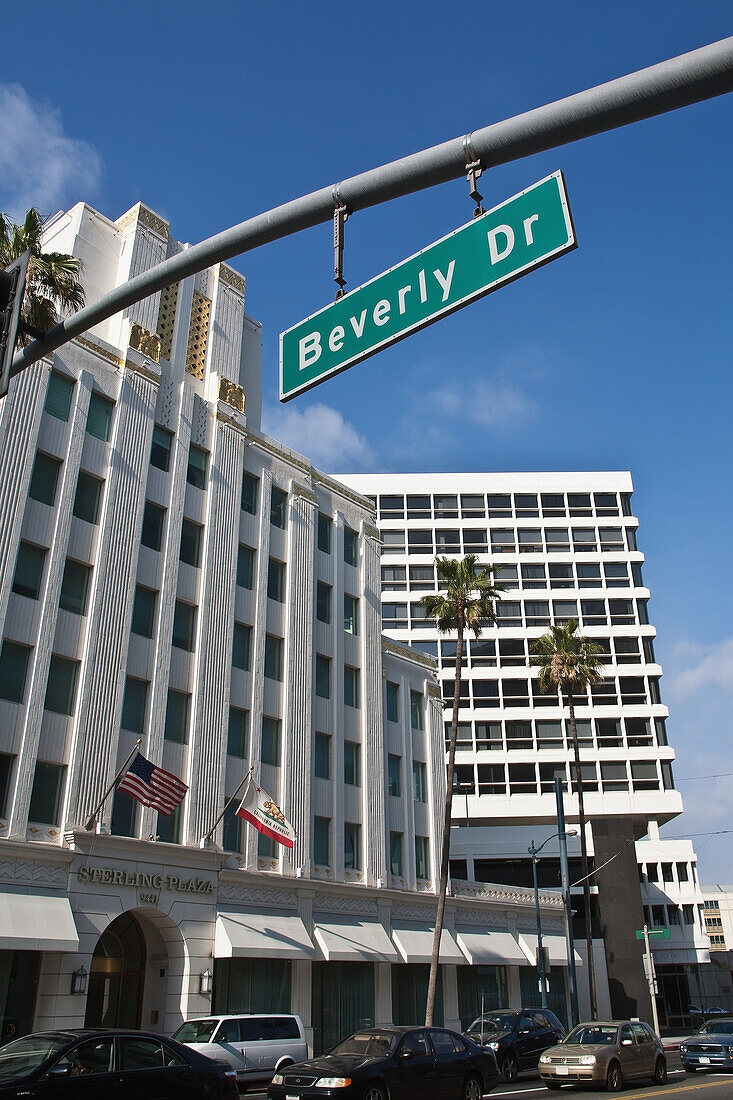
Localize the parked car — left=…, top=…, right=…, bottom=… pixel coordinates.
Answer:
left=538, top=1020, right=666, bottom=1091
left=267, top=1025, right=499, bottom=1100
left=0, top=1028, right=239, bottom=1099
left=173, top=1013, right=307, bottom=1089
left=464, top=1008, right=565, bottom=1082
left=679, top=1018, right=733, bottom=1072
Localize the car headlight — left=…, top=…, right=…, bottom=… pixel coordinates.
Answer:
left=725, top=1046, right=733, bottom=1055
left=271, top=1074, right=283, bottom=1085
left=487, top=1041, right=500, bottom=1051
left=539, top=1054, right=551, bottom=1064
left=579, top=1056, right=596, bottom=1066
left=314, top=1078, right=352, bottom=1088
left=679, top=1045, right=687, bottom=1054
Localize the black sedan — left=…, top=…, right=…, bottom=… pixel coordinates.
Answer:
left=267, top=1026, right=499, bottom=1100
left=0, top=1028, right=239, bottom=1098
left=464, top=1009, right=565, bottom=1083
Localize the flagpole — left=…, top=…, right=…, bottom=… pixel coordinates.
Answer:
left=84, top=738, right=143, bottom=831
left=199, top=766, right=254, bottom=848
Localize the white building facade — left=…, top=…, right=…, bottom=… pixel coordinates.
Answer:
left=0, top=202, right=568, bottom=1049
left=339, top=472, right=708, bottom=1027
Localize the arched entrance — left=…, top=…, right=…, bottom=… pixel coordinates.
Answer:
left=85, top=912, right=146, bottom=1028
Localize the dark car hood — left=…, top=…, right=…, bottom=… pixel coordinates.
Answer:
left=466, top=1029, right=511, bottom=1045
left=683, top=1031, right=733, bottom=1043
left=286, top=1054, right=384, bottom=1075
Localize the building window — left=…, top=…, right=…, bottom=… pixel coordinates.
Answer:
left=157, top=804, right=181, bottom=844
left=86, top=392, right=114, bottom=441
left=390, top=831, right=404, bottom=876
left=44, top=371, right=74, bottom=420
left=44, top=655, right=79, bottom=715
left=150, top=425, right=173, bottom=471
left=600, top=762, right=628, bottom=791
left=121, top=676, right=148, bottom=734
left=315, top=655, right=331, bottom=699
left=682, top=905, right=695, bottom=925
left=415, top=835, right=430, bottom=879
left=261, top=716, right=281, bottom=766
left=317, top=513, right=332, bottom=554
left=110, top=789, right=136, bottom=837
left=677, top=862, right=689, bottom=883
left=344, top=741, right=361, bottom=787
left=131, top=585, right=156, bottom=637
left=344, top=665, right=360, bottom=708
left=314, top=816, right=330, bottom=865
left=0, top=641, right=31, bottom=703
left=29, top=452, right=61, bottom=506
left=267, top=558, right=285, bottom=602
left=258, top=832, right=278, bottom=860
left=314, top=732, right=330, bottom=779
left=222, top=800, right=242, bottom=853
left=58, top=559, right=91, bottom=615
left=179, top=518, right=202, bottom=567
left=28, top=761, right=65, bottom=825
left=12, top=542, right=46, bottom=600
left=386, top=681, right=399, bottom=723
left=187, top=445, right=208, bottom=489
left=232, top=623, right=252, bottom=671
left=388, top=754, right=401, bottom=796
left=237, top=544, right=255, bottom=589
left=344, top=526, right=358, bottom=567
left=343, top=594, right=358, bottom=635
left=344, top=822, right=361, bottom=870
left=227, top=707, right=248, bottom=758
left=0, top=753, right=13, bottom=816
left=264, top=635, right=283, bottom=681
left=316, top=582, right=331, bottom=624
left=73, top=471, right=103, bottom=523
left=270, top=486, right=288, bottom=528
left=172, top=600, right=196, bottom=651
left=164, top=689, right=190, bottom=743
left=241, top=471, right=259, bottom=515
left=410, top=690, right=424, bottom=729
left=141, top=500, right=165, bottom=550
left=412, top=761, right=427, bottom=802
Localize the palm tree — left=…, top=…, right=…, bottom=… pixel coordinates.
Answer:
left=0, top=208, right=85, bottom=344
left=420, top=554, right=503, bottom=1026
left=530, top=618, right=604, bottom=1019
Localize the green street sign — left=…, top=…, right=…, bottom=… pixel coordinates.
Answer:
left=279, top=170, right=576, bottom=401
left=636, top=928, right=671, bottom=939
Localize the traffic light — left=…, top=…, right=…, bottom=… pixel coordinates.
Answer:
left=0, top=251, right=30, bottom=398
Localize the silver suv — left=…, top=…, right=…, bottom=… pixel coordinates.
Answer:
left=173, top=1013, right=307, bottom=1088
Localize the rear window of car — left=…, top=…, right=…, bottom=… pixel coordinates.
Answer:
left=272, top=1017, right=300, bottom=1040
left=431, top=1030, right=457, bottom=1054
left=241, top=1019, right=275, bottom=1042
left=173, top=1019, right=219, bottom=1043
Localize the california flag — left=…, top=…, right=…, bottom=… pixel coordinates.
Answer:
left=236, top=778, right=295, bottom=848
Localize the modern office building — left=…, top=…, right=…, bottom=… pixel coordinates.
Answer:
left=339, top=471, right=710, bottom=1025
left=0, top=201, right=570, bottom=1049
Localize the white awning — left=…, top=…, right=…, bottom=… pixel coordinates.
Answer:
left=455, top=929, right=527, bottom=966
left=0, top=892, right=78, bottom=952
left=518, top=932, right=582, bottom=967
left=215, top=910, right=315, bottom=959
left=313, top=917, right=399, bottom=962
left=391, top=922, right=465, bottom=965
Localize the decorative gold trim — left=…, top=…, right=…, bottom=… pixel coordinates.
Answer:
left=292, top=481, right=318, bottom=506
left=115, top=202, right=169, bottom=239
left=185, top=291, right=211, bottom=379
left=363, top=522, right=380, bottom=541
left=73, top=335, right=124, bottom=368
left=129, top=322, right=161, bottom=363
left=218, top=264, right=246, bottom=295
left=218, top=375, right=245, bottom=412
left=124, top=357, right=160, bottom=385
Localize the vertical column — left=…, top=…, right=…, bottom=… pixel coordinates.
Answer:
left=282, top=484, right=317, bottom=874
left=66, top=362, right=159, bottom=827
left=185, top=404, right=246, bottom=844
left=426, top=683, right=446, bottom=888
left=361, top=521, right=386, bottom=887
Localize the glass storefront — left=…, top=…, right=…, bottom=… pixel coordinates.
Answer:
left=0, top=950, right=41, bottom=1045
left=391, top=963, right=443, bottom=1027
left=213, top=958, right=291, bottom=1014
left=519, top=966, right=568, bottom=1027
left=312, top=961, right=374, bottom=1054
left=457, top=965, right=508, bottom=1029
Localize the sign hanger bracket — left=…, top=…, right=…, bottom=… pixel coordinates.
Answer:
left=463, top=134, right=485, bottom=218
left=333, top=192, right=350, bottom=298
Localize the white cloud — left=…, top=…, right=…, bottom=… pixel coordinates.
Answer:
left=423, top=378, right=535, bottom=429
left=0, top=84, right=102, bottom=220
left=261, top=402, right=377, bottom=472
left=668, top=638, right=733, bottom=699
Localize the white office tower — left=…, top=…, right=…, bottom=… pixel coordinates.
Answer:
left=0, top=203, right=569, bottom=1049
left=339, top=472, right=710, bottom=1027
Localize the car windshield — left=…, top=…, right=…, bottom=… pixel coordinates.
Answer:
left=0, top=1036, right=69, bottom=1081
left=699, top=1021, right=733, bottom=1035
left=467, top=1013, right=517, bottom=1033
left=172, top=1020, right=219, bottom=1043
left=330, top=1033, right=395, bottom=1057
left=565, top=1026, right=618, bottom=1046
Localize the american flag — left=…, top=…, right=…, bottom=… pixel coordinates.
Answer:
left=117, top=752, right=188, bottom=816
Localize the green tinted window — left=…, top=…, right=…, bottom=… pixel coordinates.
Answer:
left=237, top=544, right=254, bottom=589
left=73, top=471, right=103, bottom=523
left=44, top=372, right=74, bottom=421
left=86, top=392, right=114, bottom=441
left=131, top=586, right=156, bottom=637
left=44, top=655, right=79, bottom=716
left=59, top=559, right=91, bottom=615
left=232, top=623, right=252, bottom=671
left=12, top=542, right=46, bottom=599
left=121, top=677, right=148, bottom=734
left=261, top=716, right=281, bottom=765
left=28, top=761, right=65, bottom=824
left=150, top=425, right=173, bottom=471
left=164, top=689, right=190, bottom=743
left=29, top=452, right=61, bottom=506
left=227, top=707, right=248, bottom=758
left=0, top=641, right=31, bottom=703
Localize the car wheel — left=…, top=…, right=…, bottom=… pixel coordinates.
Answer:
left=364, top=1082, right=386, bottom=1100
left=463, top=1075, right=482, bottom=1100
left=653, top=1057, right=667, bottom=1085
left=605, top=1061, right=623, bottom=1092
left=501, top=1052, right=518, bottom=1083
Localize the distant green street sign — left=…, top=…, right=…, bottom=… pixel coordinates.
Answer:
left=279, top=170, right=576, bottom=401
left=636, top=928, right=671, bottom=939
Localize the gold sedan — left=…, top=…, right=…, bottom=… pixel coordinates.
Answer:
left=538, top=1021, right=667, bottom=1091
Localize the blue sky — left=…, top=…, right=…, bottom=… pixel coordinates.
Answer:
left=2, top=2, right=732, bottom=879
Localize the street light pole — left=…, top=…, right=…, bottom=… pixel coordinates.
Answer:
left=528, top=838, right=551, bottom=1009
left=556, top=776, right=580, bottom=1027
